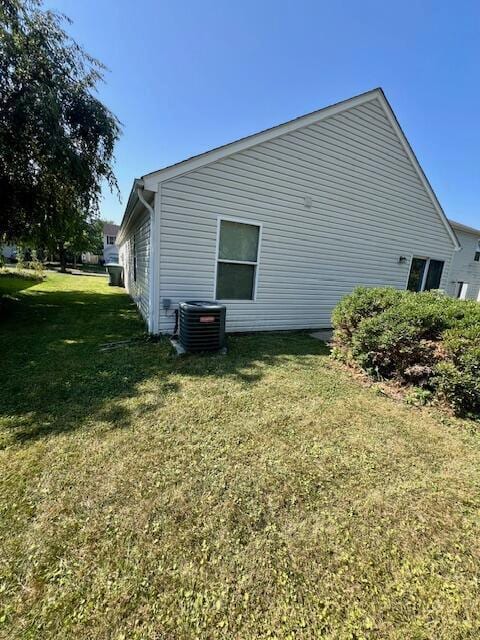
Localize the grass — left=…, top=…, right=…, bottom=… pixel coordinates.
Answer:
left=1, top=273, right=480, bottom=639
left=0, top=268, right=44, bottom=297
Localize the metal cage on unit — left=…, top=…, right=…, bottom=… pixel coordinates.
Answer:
left=178, top=301, right=226, bottom=353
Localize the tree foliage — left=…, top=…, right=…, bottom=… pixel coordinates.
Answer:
left=0, top=0, right=120, bottom=261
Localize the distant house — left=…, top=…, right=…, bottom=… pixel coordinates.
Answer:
left=102, top=223, right=120, bottom=263
left=83, top=222, right=120, bottom=264
left=115, top=89, right=473, bottom=334
left=448, top=220, right=480, bottom=301
left=1, top=245, right=17, bottom=262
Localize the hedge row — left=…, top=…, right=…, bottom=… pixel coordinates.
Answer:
left=0, top=267, right=45, bottom=282
left=331, top=287, right=480, bottom=417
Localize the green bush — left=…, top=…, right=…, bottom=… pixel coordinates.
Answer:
left=331, top=287, right=404, bottom=362
left=433, top=326, right=480, bottom=416
left=0, top=267, right=45, bottom=282
left=332, top=287, right=480, bottom=417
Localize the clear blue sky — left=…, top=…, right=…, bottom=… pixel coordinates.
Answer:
left=49, top=0, right=480, bottom=228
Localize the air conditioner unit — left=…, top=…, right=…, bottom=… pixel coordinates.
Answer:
left=178, top=301, right=226, bottom=353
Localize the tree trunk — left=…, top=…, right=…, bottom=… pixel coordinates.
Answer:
left=59, top=244, right=67, bottom=273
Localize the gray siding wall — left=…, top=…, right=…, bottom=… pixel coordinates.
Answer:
left=447, top=229, right=480, bottom=300
left=119, top=208, right=150, bottom=323
left=157, top=97, right=456, bottom=333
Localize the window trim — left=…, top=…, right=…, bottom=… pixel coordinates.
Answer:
left=405, top=255, right=445, bottom=292
left=457, top=281, right=468, bottom=300
left=213, top=215, right=263, bottom=301
left=106, top=235, right=116, bottom=245
left=474, top=240, right=480, bottom=262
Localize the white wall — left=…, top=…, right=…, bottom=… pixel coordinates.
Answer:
left=103, top=243, right=119, bottom=263
left=156, top=97, right=455, bottom=333
left=447, top=228, right=480, bottom=300
left=118, top=207, right=150, bottom=323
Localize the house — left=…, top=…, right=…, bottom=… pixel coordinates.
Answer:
left=102, top=223, right=120, bottom=264
left=447, top=219, right=480, bottom=301
left=1, top=245, right=17, bottom=262
left=117, top=87, right=462, bottom=335
left=82, top=222, right=120, bottom=264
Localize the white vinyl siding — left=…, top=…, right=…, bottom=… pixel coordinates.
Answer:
left=156, top=97, right=454, bottom=333
left=448, top=228, right=480, bottom=300
left=118, top=207, right=150, bottom=323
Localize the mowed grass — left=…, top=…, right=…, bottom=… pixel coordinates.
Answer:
left=1, top=274, right=480, bottom=639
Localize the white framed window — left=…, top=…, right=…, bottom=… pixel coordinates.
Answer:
left=107, top=235, right=116, bottom=245
left=457, top=282, right=468, bottom=299
left=474, top=240, right=480, bottom=262
left=406, top=256, right=444, bottom=292
left=214, top=217, right=262, bottom=300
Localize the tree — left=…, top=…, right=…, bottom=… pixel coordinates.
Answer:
left=49, top=212, right=104, bottom=268
left=0, top=0, right=120, bottom=270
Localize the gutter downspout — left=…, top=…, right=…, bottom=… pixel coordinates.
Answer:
left=136, top=180, right=158, bottom=334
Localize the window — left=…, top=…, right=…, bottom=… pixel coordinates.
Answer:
left=215, top=219, right=261, bottom=300
left=474, top=240, right=480, bottom=262
left=133, top=234, right=137, bottom=282
left=407, top=257, right=444, bottom=292
left=107, top=235, right=116, bottom=245
left=457, top=282, right=468, bottom=299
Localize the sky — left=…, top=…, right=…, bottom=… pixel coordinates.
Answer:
left=48, top=0, right=480, bottom=228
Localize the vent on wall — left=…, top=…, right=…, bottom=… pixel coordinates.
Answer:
left=178, top=301, right=226, bottom=353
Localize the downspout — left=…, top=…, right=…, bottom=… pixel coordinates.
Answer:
left=136, top=180, right=158, bottom=334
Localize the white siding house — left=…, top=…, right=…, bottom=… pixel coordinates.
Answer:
left=83, top=222, right=120, bottom=265
left=118, top=209, right=151, bottom=323
left=103, top=223, right=120, bottom=264
left=117, top=88, right=461, bottom=335
left=447, top=220, right=480, bottom=301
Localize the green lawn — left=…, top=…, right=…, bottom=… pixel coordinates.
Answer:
left=1, top=274, right=479, bottom=639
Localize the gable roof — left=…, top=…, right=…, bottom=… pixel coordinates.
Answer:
left=448, top=219, right=480, bottom=236
left=103, top=223, right=119, bottom=236
left=120, top=87, right=460, bottom=250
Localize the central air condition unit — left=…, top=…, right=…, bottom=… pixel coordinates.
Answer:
left=178, top=301, right=226, bottom=353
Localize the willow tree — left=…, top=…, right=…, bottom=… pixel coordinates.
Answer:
left=0, top=0, right=120, bottom=270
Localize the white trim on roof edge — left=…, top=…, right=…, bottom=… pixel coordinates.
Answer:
left=121, top=88, right=460, bottom=251
left=142, top=89, right=381, bottom=190
left=449, top=219, right=480, bottom=235
left=374, top=92, right=460, bottom=251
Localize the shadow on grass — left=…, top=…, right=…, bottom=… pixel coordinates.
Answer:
left=0, top=282, right=329, bottom=445
left=0, top=276, right=41, bottom=299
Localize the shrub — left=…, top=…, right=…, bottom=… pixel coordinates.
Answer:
left=433, top=326, right=480, bottom=416
left=26, top=250, right=45, bottom=275
left=331, top=287, right=404, bottom=361
left=0, top=267, right=45, bottom=282
left=15, top=246, right=26, bottom=270
left=332, top=287, right=480, bottom=417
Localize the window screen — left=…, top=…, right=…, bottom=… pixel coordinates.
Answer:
left=216, top=220, right=260, bottom=300
left=424, top=259, right=444, bottom=291
left=407, top=258, right=427, bottom=292
left=407, top=257, right=444, bottom=292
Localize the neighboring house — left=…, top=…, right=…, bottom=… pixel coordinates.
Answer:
left=447, top=220, right=480, bottom=301
left=117, top=87, right=461, bottom=335
left=1, top=245, right=17, bottom=262
left=102, top=223, right=120, bottom=264
left=83, top=222, right=120, bottom=264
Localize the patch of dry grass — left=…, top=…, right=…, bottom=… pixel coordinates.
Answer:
left=1, top=274, right=480, bottom=639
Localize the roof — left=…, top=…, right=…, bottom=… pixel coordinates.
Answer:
left=119, top=87, right=460, bottom=250
left=103, top=223, right=120, bottom=236
left=141, top=88, right=382, bottom=184
left=448, top=219, right=480, bottom=235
